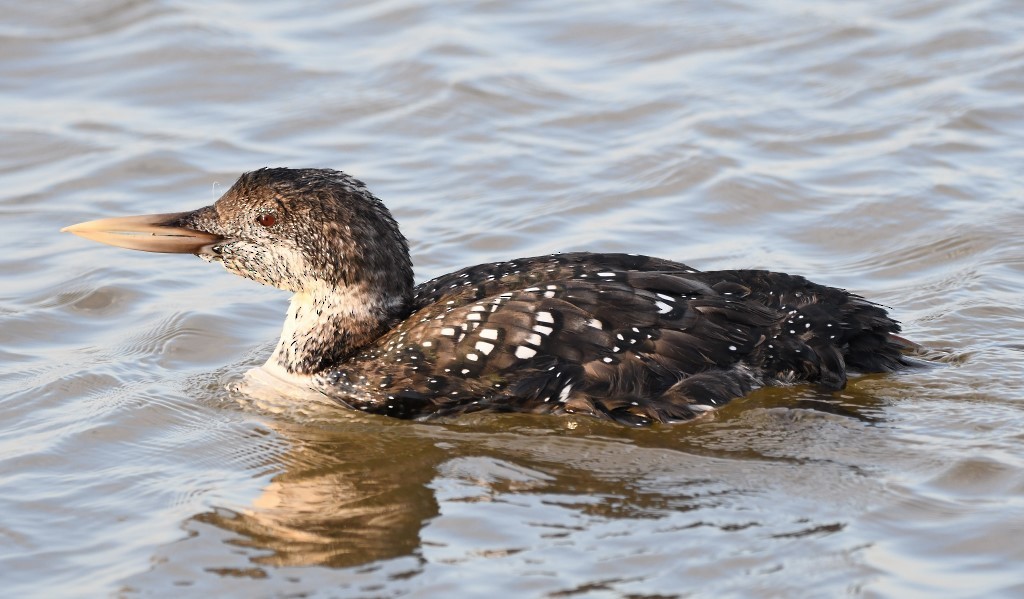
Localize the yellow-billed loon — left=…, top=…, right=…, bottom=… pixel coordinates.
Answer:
left=62, top=168, right=914, bottom=425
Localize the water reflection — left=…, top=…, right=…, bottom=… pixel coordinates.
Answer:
left=192, top=420, right=443, bottom=568
left=186, top=378, right=904, bottom=571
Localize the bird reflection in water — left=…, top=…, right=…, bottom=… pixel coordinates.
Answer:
left=193, top=416, right=445, bottom=569
left=164, top=376, right=899, bottom=574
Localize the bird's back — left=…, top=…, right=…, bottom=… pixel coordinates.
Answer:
left=322, top=252, right=909, bottom=424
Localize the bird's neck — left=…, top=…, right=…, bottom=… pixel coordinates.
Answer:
left=266, top=282, right=409, bottom=377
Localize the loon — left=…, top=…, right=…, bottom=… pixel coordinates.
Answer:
left=63, top=168, right=913, bottom=426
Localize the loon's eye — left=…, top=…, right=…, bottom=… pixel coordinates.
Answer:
left=257, top=212, right=277, bottom=227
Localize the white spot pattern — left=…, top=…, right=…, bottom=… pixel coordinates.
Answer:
left=515, top=346, right=537, bottom=359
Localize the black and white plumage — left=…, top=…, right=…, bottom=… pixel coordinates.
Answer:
left=63, top=168, right=913, bottom=426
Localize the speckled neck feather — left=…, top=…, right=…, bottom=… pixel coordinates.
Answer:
left=270, top=283, right=409, bottom=376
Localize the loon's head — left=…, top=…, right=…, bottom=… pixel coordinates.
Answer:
left=63, top=168, right=414, bottom=302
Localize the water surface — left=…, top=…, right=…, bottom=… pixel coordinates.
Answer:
left=2, top=0, right=1023, bottom=596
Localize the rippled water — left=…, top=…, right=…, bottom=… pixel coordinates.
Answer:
left=2, top=0, right=1023, bottom=596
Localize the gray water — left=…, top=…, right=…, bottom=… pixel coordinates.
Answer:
left=2, top=1, right=1023, bottom=596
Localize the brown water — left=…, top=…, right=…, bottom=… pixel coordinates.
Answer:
left=2, top=1, right=1023, bottom=596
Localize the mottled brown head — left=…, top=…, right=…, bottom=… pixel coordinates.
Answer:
left=65, top=168, right=414, bottom=302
